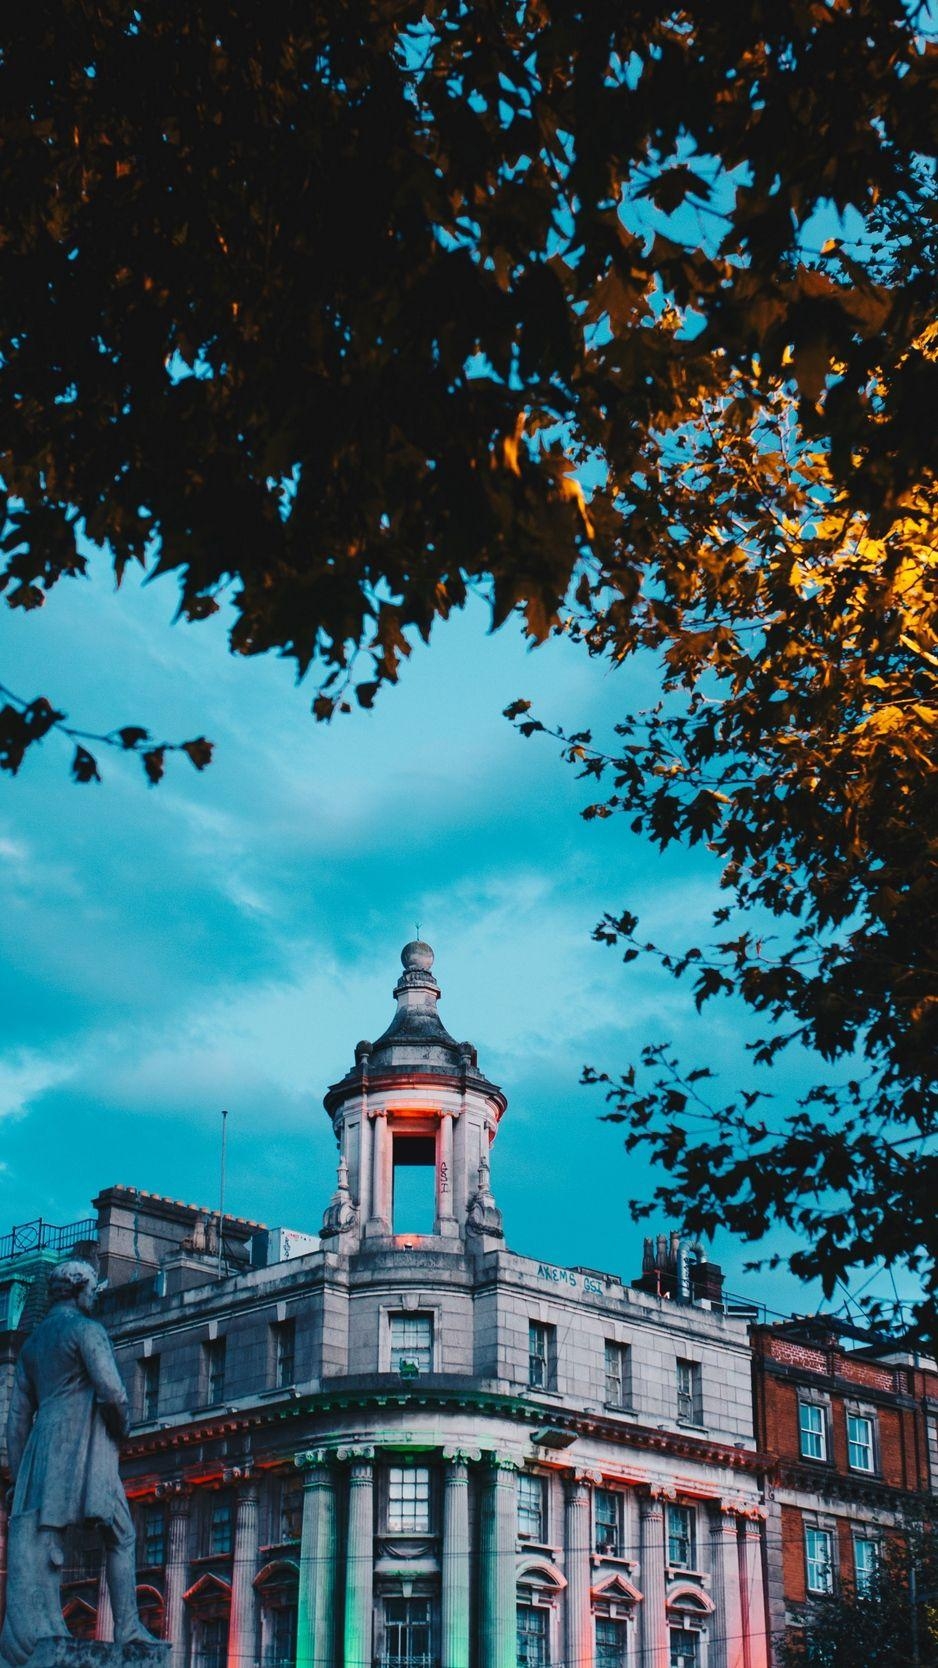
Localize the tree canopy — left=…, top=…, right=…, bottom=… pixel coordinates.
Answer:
left=2, top=2, right=937, bottom=1333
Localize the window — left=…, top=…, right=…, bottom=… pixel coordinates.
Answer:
left=667, top=1504, right=696, bottom=1571
left=596, top=1618, right=628, bottom=1666
left=676, top=1360, right=701, bottom=1424
left=518, top=1473, right=546, bottom=1541
left=517, top=1605, right=548, bottom=1667
left=264, top=1606, right=297, bottom=1668
left=805, top=1526, right=834, bottom=1594
left=382, top=1596, right=432, bottom=1668
left=528, top=1321, right=555, bottom=1390
left=142, top=1507, right=165, bottom=1567
left=204, top=1338, right=226, bottom=1406
left=854, top=1536, right=878, bottom=1594
left=279, top=1482, right=303, bottom=1544
left=273, top=1320, right=296, bottom=1389
left=604, top=1341, right=630, bottom=1409
left=208, top=1499, right=233, bottom=1556
left=594, top=1490, right=622, bottom=1556
left=387, top=1466, right=430, bottom=1533
left=799, top=1402, right=828, bottom=1462
left=389, top=1313, right=433, bottom=1376
left=141, top=1356, right=160, bottom=1422
left=194, top=1618, right=226, bottom=1668
left=670, top=1628, right=700, bottom=1668
left=847, top=1413, right=875, bottom=1474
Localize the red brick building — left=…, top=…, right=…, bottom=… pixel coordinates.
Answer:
left=751, top=1317, right=938, bottom=1650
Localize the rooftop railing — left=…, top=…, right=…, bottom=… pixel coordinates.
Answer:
left=0, top=1216, right=97, bottom=1263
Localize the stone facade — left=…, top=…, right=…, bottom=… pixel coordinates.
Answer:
left=1, top=942, right=772, bottom=1668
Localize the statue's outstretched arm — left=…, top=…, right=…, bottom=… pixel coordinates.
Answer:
left=79, top=1321, right=130, bottom=1440
left=6, top=1357, right=37, bottom=1482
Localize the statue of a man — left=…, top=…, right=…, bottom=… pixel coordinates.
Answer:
left=1, top=1259, right=157, bottom=1666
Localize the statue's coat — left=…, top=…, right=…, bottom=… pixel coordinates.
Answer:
left=7, top=1305, right=130, bottom=1532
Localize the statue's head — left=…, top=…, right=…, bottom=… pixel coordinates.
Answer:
left=49, top=1258, right=99, bottom=1313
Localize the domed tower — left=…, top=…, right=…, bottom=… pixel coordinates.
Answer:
left=321, top=940, right=506, bottom=1248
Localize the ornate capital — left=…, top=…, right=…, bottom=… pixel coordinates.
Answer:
left=336, top=1444, right=376, bottom=1464
left=155, top=1479, right=192, bottom=1506
left=222, top=1464, right=253, bottom=1485
left=486, top=1451, right=520, bottom=1474
left=442, top=1446, right=481, bottom=1466
left=564, top=1467, right=603, bottom=1491
left=294, top=1448, right=330, bottom=1471
left=647, top=1482, right=678, bottom=1503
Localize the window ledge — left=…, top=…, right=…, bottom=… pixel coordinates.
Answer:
left=676, top=1419, right=708, bottom=1433
left=603, top=1404, right=637, bottom=1416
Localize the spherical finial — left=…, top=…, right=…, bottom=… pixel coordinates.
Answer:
left=401, top=939, right=434, bottom=972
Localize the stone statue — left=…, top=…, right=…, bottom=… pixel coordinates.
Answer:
left=1, top=1260, right=158, bottom=1667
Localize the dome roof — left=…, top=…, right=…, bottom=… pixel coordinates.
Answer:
left=323, top=941, right=505, bottom=1114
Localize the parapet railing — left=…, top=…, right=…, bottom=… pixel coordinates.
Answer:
left=0, top=1216, right=97, bottom=1263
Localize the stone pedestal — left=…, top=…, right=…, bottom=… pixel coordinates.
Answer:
left=30, top=1644, right=170, bottom=1668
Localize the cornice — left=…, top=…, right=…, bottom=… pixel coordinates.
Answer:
left=121, top=1380, right=772, bottom=1476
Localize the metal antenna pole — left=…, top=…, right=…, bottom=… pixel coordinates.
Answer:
left=217, top=1108, right=229, bottom=1279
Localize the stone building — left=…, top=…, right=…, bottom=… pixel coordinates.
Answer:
left=0, top=941, right=772, bottom=1668
left=751, top=1316, right=938, bottom=1647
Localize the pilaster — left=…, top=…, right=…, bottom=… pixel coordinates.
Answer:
left=481, top=1455, right=518, bottom=1668
left=226, top=1472, right=260, bottom=1668
left=295, top=1451, right=337, bottom=1668
left=709, top=1504, right=745, bottom=1668
left=339, top=1447, right=375, bottom=1668
left=441, top=1450, right=475, bottom=1668
left=638, top=1488, right=670, bottom=1668
left=739, top=1514, right=769, bottom=1668
left=563, top=1471, right=595, bottom=1668
left=159, top=1484, right=192, bottom=1668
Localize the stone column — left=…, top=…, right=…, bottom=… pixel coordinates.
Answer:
left=638, top=1489, right=670, bottom=1668
left=564, top=1472, right=594, bottom=1668
left=739, top=1516, right=769, bottom=1668
left=227, top=1475, right=260, bottom=1668
left=369, top=1113, right=392, bottom=1233
left=340, top=1447, right=374, bottom=1668
left=709, top=1505, right=745, bottom=1668
left=480, top=1456, right=517, bottom=1668
left=295, top=1451, right=337, bottom=1668
left=95, top=1551, right=115, bottom=1642
left=436, top=1112, right=456, bottom=1235
left=441, top=1451, right=473, bottom=1668
left=161, top=1486, right=192, bottom=1668
left=357, top=1109, right=373, bottom=1223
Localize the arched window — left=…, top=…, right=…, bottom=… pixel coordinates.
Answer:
left=666, top=1583, right=714, bottom=1668
left=254, top=1560, right=299, bottom=1668
left=184, top=1572, right=232, bottom=1668
left=136, top=1583, right=165, bottom=1640
left=516, top=1559, right=566, bottom=1668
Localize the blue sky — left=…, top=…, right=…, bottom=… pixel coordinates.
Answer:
left=0, top=547, right=877, bottom=1321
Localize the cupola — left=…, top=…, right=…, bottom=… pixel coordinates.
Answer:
left=321, top=942, right=506, bottom=1249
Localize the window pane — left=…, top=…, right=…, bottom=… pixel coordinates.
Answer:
left=517, top=1605, right=548, bottom=1668
left=806, top=1527, right=834, bottom=1593
left=518, top=1474, right=544, bottom=1540
left=275, top=1321, right=296, bottom=1389
left=667, top=1504, right=696, bottom=1570
left=142, top=1356, right=160, bottom=1421
left=604, top=1342, right=628, bottom=1407
left=799, top=1403, right=827, bottom=1461
left=596, top=1617, right=628, bottom=1666
left=209, top=1501, right=233, bottom=1556
left=206, top=1339, right=226, bottom=1405
left=280, top=1483, right=303, bottom=1543
left=196, top=1619, right=227, bottom=1668
left=387, top=1466, right=431, bottom=1533
left=847, top=1414, right=874, bottom=1473
left=383, top=1597, right=432, bottom=1668
left=670, top=1629, right=699, bottom=1668
left=390, top=1315, right=432, bottom=1375
left=676, top=1360, right=700, bottom=1422
left=143, top=1508, right=165, bottom=1567
left=595, top=1490, right=621, bottom=1555
left=529, top=1322, right=551, bottom=1388
left=266, top=1607, right=297, bottom=1668
left=854, top=1538, right=878, bottom=1594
